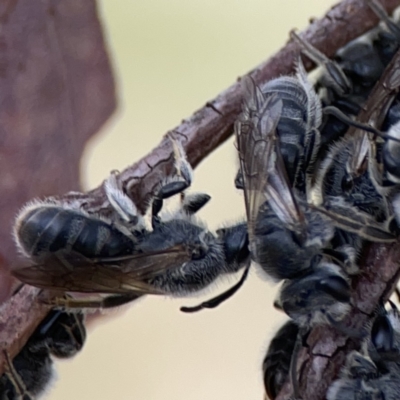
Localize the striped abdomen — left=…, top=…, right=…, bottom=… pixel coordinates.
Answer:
left=15, top=204, right=136, bottom=258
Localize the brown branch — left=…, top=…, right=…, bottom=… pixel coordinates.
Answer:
left=63, top=0, right=400, bottom=214
left=276, top=42, right=400, bottom=400
left=2, top=0, right=400, bottom=385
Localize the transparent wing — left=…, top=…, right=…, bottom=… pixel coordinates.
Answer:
left=307, top=199, right=396, bottom=243
left=12, top=244, right=197, bottom=295
left=235, top=76, right=305, bottom=241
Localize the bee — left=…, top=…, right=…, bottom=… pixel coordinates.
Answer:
left=235, top=68, right=396, bottom=398
left=292, top=0, right=400, bottom=156
left=261, top=304, right=400, bottom=400
left=235, top=70, right=395, bottom=281
left=291, top=1, right=400, bottom=236
left=326, top=351, right=400, bottom=400
left=363, top=301, right=400, bottom=368
left=234, top=45, right=323, bottom=194
left=262, top=320, right=299, bottom=400
left=291, top=0, right=400, bottom=182
left=12, top=138, right=250, bottom=311
left=327, top=302, right=400, bottom=400
left=0, top=310, right=86, bottom=400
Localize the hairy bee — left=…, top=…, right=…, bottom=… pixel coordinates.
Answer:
left=262, top=320, right=299, bottom=400
left=295, top=0, right=400, bottom=190
left=291, top=1, right=400, bottom=242
left=327, top=351, right=400, bottom=400
left=235, top=71, right=394, bottom=281
left=234, top=46, right=322, bottom=195
left=264, top=303, right=400, bottom=400
left=12, top=139, right=250, bottom=310
left=292, top=0, right=400, bottom=154
left=327, top=302, right=400, bottom=400
left=235, top=69, right=396, bottom=398
left=0, top=310, right=86, bottom=400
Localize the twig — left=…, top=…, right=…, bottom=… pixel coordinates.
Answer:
left=2, top=0, right=400, bottom=382
left=62, top=0, right=400, bottom=214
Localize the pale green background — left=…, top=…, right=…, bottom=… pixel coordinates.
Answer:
left=49, top=1, right=337, bottom=399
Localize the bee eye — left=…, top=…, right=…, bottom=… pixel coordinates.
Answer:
left=341, top=175, right=354, bottom=192
left=191, top=246, right=206, bottom=260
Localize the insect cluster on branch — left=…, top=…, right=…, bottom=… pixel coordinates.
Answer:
left=251, top=0, right=400, bottom=398
left=5, top=134, right=251, bottom=397
left=4, top=0, right=400, bottom=399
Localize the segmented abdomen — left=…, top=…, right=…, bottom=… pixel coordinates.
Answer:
left=15, top=205, right=135, bottom=258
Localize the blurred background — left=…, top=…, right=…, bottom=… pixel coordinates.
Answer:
left=50, top=1, right=337, bottom=399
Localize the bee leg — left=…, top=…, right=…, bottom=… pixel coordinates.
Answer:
left=323, top=106, right=400, bottom=144
left=153, top=135, right=205, bottom=222
left=234, top=169, right=244, bottom=190
left=42, top=293, right=141, bottom=310
left=381, top=120, right=400, bottom=191
left=395, top=287, right=400, bottom=304
left=290, top=30, right=351, bottom=96
left=104, top=171, right=141, bottom=225
left=322, top=248, right=359, bottom=275
left=304, top=127, right=321, bottom=196
left=289, top=327, right=309, bottom=400
left=304, top=128, right=320, bottom=172
left=3, top=350, right=34, bottom=400
left=46, top=312, right=86, bottom=358
left=151, top=180, right=190, bottom=225
left=387, top=298, right=399, bottom=312
left=365, top=0, right=400, bottom=41
left=181, top=193, right=211, bottom=215
left=149, top=138, right=195, bottom=224
left=180, top=264, right=250, bottom=313
left=170, top=134, right=193, bottom=187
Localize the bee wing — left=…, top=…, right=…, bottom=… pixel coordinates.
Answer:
left=308, top=199, right=396, bottom=243
left=12, top=244, right=196, bottom=295
left=338, top=50, right=400, bottom=181
left=235, top=76, right=304, bottom=241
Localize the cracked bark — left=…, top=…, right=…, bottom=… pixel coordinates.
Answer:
left=1, top=1, right=400, bottom=397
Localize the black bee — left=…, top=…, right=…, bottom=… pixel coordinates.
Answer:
left=234, top=55, right=322, bottom=194
left=12, top=138, right=250, bottom=311
left=327, top=351, right=400, bottom=400
left=0, top=310, right=86, bottom=400
left=263, top=303, right=400, bottom=400
left=291, top=2, right=400, bottom=247
left=262, top=320, right=299, bottom=400
left=235, top=71, right=394, bottom=280
left=293, top=0, right=400, bottom=154
left=293, top=0, right=400, bottom=197
left=235, top=70, right=396, bottom=398
left=327, top=302, right=400, bottom=400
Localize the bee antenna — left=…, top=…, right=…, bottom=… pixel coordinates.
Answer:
left=180, top=264, right=250, bottom=313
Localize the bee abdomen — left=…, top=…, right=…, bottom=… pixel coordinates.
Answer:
left=15, top=204, right=135, bottom=258
left=263, top=78, right=308, bottom=126
left=260, top=78, right=315, bottom=184
left=263, top=320, right=299, bottom=399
